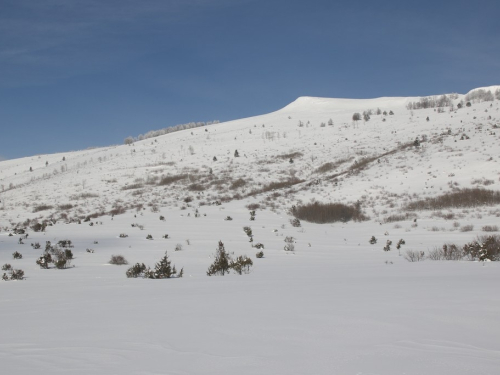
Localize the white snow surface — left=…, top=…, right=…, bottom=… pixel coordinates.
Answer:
left=1, top=87, right=500, bottom=374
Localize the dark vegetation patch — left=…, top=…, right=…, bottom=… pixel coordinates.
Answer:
left=188, top=183, right=205, bottom=191
left=292, top=202, right=367, bottom=224
left=245, top=177, right=303, bottom=197
left=277, top=152, right=303, bottom=160
left=70, top=192, right=99, bottom=200
left=246, top=203, right=261, bottom=210
left=230, top=178, right=247, bottom=190
left=158, top=174, right=188, bottom=186
left=121, top=183, right=144, bottom=190
left=406, top=188, right=500, bottom=210
left=315, top=157, right=353, bottom=174
left=33, top=205, right=54, bottom=213
left=383, top=212, right=418, bottom=223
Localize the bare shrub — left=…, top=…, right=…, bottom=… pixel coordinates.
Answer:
left=109, top=206, right=127, bottom=216
left=460, top=225, right=474, bottom=232
left=58, top=204, right=74, bottom=210
left=258, top=178, right=303, bottom=194
left=404, top=250, right=425, bottom=262
left=383, top=212, right=417, bottom=223
left=71, top=192, right=99, bottom=199
left=348, top=155, right=379, bottom=173
left=277, top=152, right=303, bottom=160
left=316, top=157, right=353, bottom=174
left=109, top=255, right=128, bottom=265
left=482, top=225, right=499, bottom=232
left=406, top=188, right=500, bottom=210
left=428, top=244, right=463, bottom=260
left=292, top=202, right=367, bottom=224
left=230, top=178, right=246, bottom=190
left=188, top=183, right=205, bottom=191
left=33, top=204, right=53, bottom=213
left=158, top=174, right=188, bottom=186
left=121, top=183, right=144, bottom=190
left=246, top=203, right=261, bottom=210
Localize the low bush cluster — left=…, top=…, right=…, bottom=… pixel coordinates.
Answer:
left=404, top=250, right=426, bottom=262
left=419, top=235, right=500, bottom=262
left=2, top=267, right=24, bottom=281
left=406, top=188, right=500, bottom=210
left=126, top=252, right=183, bottom=279
left=207, top=241, right=253, bottom=276
left=292, top=202, right=367, bottom=224
left=284, top=236, right=295, bottom=252
left=36, top=241, right=73, bottom=269
left=109, top=255, right=128, bottom=265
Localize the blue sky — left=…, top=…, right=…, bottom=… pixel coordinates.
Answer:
left=1, top=0, right=499, bottom=160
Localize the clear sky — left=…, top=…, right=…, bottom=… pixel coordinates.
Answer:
left=1, top=0, right=499, bottom=160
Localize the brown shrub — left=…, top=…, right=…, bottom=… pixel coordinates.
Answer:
left=188, top=183, right=205, bottom=191
left=292, top=202, right=367, bottom=224
left=246, top=203, right=261, bottom=210
left=121, top=183, right=144, bottom=190
left=33, top=205, right=54, bottom=213
left=316, top=157, right=353, bottom=174
left=230, top=178, right=247, bottom=190
left=277, top=152, right=303, bottom=160
left=158, top=174, right=188, bottom=186
left=406, top=188, right=500, bottom=210
left=383, top=212, right=417, bottom=223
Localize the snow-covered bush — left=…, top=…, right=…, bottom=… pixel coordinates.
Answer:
left=2, top=264, right=12, bottom=271
left=2, top=268, right=24, bottom=281
left=12, top=251, right=22, bottom=259
left=256, top=251, right=264, bottom=258
left=284, top=236, right=295, bottom=252
left=230, top=255, right=253, bottom=275
left=383, top=240, right=392, bottom=251
left=463, top=235, right=500, bottom=261
left=126, top=263, right=147, bottom=278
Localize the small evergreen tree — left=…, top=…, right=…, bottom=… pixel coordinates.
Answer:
left=207, top=241, right=232, bottom=276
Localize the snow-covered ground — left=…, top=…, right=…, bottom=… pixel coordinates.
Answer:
left=1, top=86, right=500, bottom=374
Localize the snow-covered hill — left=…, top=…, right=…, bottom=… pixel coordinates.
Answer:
left=1, top=87, right=500, bottom=375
